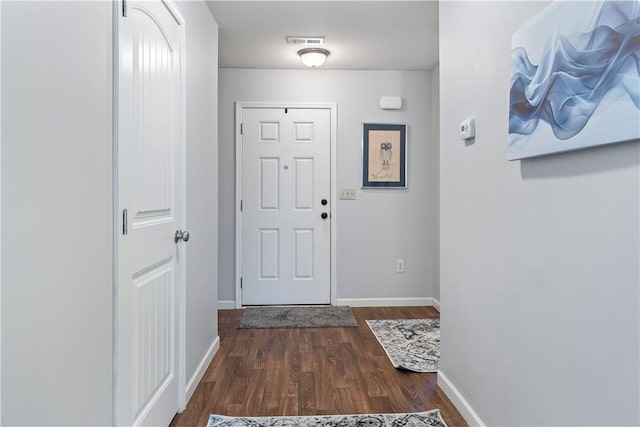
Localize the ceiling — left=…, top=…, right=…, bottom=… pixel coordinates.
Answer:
left=205, top=1, right=439, bottom=70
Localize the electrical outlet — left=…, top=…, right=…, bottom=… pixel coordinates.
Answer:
left=396, top=259, right=405, bottom=273
left=339, top=188, right=357, bottom=200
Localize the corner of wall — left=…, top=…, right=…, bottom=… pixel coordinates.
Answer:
left=431, top=65, right=441, bottom=302
left=185, top=336, right=220, bottom=406
left=437, top=371, right=486, bottom=427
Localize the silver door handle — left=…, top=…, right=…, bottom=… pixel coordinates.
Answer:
left=175, top=230, right=190, bottom=243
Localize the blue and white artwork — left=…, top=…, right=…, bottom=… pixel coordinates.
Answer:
left=508, top=0, right=640, bottom=160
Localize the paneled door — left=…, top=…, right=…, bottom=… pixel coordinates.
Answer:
left=241, top=107, right=332, bottom=305
left=117, top=1, right=185, bottom=426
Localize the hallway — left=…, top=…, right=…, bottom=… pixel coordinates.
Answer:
left=171, top=307, right=467, bottom=427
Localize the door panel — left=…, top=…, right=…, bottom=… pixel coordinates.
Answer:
left=259, top=229, right=279, bottom=279
left=242, top=108, right=331, bottom=305
left=118, top=1, right=183, bottom=426
left=132, top=261, right=172, bottom=415
left=294, top=229, right=314, bottom=279
left=259, top=158, right=280, bottom=210
left=294, top=158, right=314, bottom=210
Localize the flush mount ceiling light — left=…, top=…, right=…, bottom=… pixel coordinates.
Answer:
left=298, top=48, right=330, bottom=68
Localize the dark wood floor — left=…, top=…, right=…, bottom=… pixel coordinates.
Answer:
left=171, top=306, right=468, bottom=427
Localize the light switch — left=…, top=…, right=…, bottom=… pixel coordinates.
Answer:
left=339, top=188, right=357, bottom=200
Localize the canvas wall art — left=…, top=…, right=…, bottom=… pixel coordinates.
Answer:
left=508, top=0, right=640, bottom=160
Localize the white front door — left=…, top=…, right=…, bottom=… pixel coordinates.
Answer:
left=241, top=107, right=331, bottom=305
left=117, top=1, right=184, bottom=425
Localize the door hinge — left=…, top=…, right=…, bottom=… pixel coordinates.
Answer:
left=240, top=278, right=243, bottom=289
left=240, top=123, right=243, bottom=135
left=122, top=209, right=128, bottom=235
left=240, top=200, right=243, bottom=212
left=122, top=0, right=127, bottom=17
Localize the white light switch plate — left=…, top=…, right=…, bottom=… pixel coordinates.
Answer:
left=339, top=188, right=357, bottom=200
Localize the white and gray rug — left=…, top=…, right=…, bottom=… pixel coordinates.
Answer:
left=238, top=306, right=358, bottom=328
left=207, top=410, right=448, bottom=427
left=366, top=319, right=440, bottom=372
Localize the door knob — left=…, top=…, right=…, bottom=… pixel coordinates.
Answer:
left=175, top=230, right=190, bottom=243
left=321, top=212, right=328, bottom=219
left=321, top=199, right=328, bottom=206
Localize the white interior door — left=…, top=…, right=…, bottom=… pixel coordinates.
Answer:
left=117, top=1, right=184, bottom=426
left=241, top=107, right=331, bottom=305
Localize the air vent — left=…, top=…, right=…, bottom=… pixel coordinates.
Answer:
left=286, top=36, right=325, bottom=45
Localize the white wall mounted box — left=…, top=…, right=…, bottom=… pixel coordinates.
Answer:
left=459, top=117, right=475, bottom=140
left=379, top=96, right=403, bottom=110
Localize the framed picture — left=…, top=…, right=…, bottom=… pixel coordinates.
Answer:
left=508, top=0, right=640, bottom=160
left=362, top=123, right=407, bottom=188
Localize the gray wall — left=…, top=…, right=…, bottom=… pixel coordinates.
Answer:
left=439, top=2, right=640, bottom=426
left=181, top=0, right=220, bottom=388
left=1, top=2, right=114, bottom=425
left=219, top=69, right=438, bottom=304
left=1, top=1, right=219, bottom=424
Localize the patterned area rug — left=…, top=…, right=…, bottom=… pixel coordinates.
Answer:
left=366, top=319, right=440, bottom=372
left=207, top=410, right=448, bottom=426
left=238, top=306, right=358, bottom=328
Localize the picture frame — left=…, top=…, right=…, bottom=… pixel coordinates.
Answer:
left=508, top=0, right=640, bottom=160
left=362, top=123, right=407, bottom=189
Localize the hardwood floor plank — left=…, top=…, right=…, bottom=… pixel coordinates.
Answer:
left=170, top=306, right=468, bottom=427
left=298, top=371, right=317, bottom=415
left=363, top=372, right=390, bottom=398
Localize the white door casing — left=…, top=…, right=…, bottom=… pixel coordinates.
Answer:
left=237, top=105, right=336, bottom=306
left=116, top=1, right=185, bottom=426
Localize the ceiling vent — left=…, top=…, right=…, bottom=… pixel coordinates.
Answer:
left=286, top=36, right=325, bottom=46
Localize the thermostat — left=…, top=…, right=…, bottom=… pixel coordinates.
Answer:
left=459, top=118, right=475, bottom=140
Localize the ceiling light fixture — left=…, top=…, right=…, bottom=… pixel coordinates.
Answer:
left=298, top=48, right=330, bottom=68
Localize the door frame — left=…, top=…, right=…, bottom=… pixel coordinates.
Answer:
left=234, top=102, right=338, bottom=308
left=112, top=0, right=187, bottom=424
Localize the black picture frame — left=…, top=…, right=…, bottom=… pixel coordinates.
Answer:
left=362, top=123, right=407, bottom=188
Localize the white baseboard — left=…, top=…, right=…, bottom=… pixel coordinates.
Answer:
left=218, top=300, right=237, bottom=310
left=221, top=298, right=436, bottom=309
left=336, top=297, right=435, bottom=307
left=185, top=336, right=220, bottom=405
left=437, top=371, right=486, bottom=427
